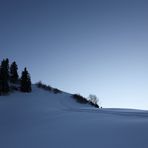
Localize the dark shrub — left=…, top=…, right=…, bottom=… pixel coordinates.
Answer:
left=36, top=81, right=42, bottom=88
left=36, top=82, right=62, bottom=94
left=53, top=88, right=62, bottom=94
left=88, top=94, right=99, bottom=108
left=72, top=94, right=99, bottom=108
left=72, top=94, right=88, bottom=104
left=88, top=101, right=99, bottom=108
left=36, top=82, right=52, bottom=91
left=10, top=85, right=19, bottom=91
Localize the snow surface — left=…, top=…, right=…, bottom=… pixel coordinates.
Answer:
left=0, top=85, right=148, bottom=148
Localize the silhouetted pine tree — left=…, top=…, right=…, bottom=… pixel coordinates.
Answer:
left=10, top=61, right=19, bottom=83
left=0, top=65, right=2, bottom=95
left=0, top=59, right=10, bottom=94
left=20, top=67, right=32, bottom=92
left=4, top=58, right=9, bottom=80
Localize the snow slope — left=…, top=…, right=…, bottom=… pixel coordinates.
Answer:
left=0, top=85, right=148, bottom=148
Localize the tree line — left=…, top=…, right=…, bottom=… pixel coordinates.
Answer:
left=0, top=58, right=32, bottom=95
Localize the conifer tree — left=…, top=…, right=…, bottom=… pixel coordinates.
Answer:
left=0, top=65, right=2, bottom=95
left=20, top=67, right=32, bottom=92
left=3, top=58, right=9, bottom=80
left=0, top=59, right=10, bottom=94
left=10, top=61, right=19, bottom=83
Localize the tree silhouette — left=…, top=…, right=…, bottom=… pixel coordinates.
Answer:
left=0, top=66, right=3, bottom=95
left=20, top=67, right=32, bottom=92
left=10, top=61, right=19, bottom=83
left=0, top=59, right=10, bottom=94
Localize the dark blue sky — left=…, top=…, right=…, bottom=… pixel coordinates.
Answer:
left=1, top=0, right=148, bottom=109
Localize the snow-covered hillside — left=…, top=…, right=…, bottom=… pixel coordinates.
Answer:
left=0, top=85, right=148, bottom=148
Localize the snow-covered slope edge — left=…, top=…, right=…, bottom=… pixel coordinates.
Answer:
left=0, top=85, right=148, bottom=148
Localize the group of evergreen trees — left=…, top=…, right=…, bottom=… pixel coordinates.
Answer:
left=0, top=58, right=31, bottom=95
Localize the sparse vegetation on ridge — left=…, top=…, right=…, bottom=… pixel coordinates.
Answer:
left=36, top=82, right=100, bottom=108
left=72, top=94, right=99, bottom=108
left=36, top=81, right=62, bottom=94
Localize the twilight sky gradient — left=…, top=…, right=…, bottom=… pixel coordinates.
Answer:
left=0, top=0, right=148, bottom=109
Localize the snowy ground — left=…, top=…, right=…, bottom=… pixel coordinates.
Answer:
left=0, top=86, right=148, bottom=148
